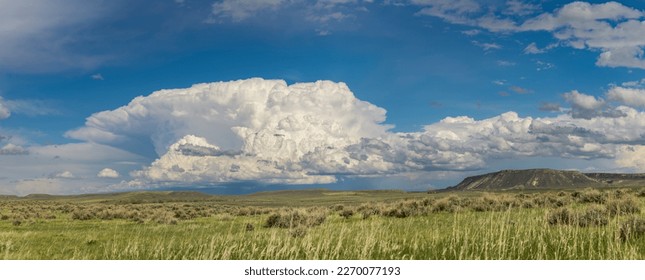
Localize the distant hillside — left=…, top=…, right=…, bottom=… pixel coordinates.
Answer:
left=584, top=173, right=645, bottom=187
left=0, top=189, right=424, bottom=207
left=448, top=169, right=645, bottom=191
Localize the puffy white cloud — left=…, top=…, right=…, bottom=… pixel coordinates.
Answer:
left=564, top=86, right=645, bottom=119
left=621, top=78, right=645, bottom=87
left=616, top=145, right=645, bottom=172
left=563, top=90, right=604, bottom=110
left=607, top=86, right=645, bottom=107
left=562, top=90, right=623, bottom=119
left=51, top=171, right=75, bottom=179
left=517, top=2, right=645, bottom=68
left=97, top=168, right=120, bottom=178
left=0, top=143, right=28, bottom=155
left=521, top=2, right=642, bottom=31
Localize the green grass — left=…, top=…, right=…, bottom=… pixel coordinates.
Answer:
left=0, top=188, right=643, bottom=259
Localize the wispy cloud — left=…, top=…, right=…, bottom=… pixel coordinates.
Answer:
left=502, top=0, right=541, bottom=16
left=208, top=0, right=288, bottom=22
left=461, top=29, right=480, bottom=36
left=538, top=102, right=561, bottom=112
left=0, top=97, right=10, bottom=120
left=91, top=73, right=105, bottom=80
left=497, top=60, right=515, bottom=67
left=472, top=40, right=501, bottom=51
left=3, top=99, right=59, bottom=117
left=206, top=0, right=369, bottom=34
left=413, top=1, right=645, bottom=69
left=535, top=60, right=554, bottom=71
left=0, top=0, right=116, bottom=72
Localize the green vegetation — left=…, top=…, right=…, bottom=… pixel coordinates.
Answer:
left=0, top=188, right=643, bottom=259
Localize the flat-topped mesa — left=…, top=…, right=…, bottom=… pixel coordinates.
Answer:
left=449, top=168, right=604, bottom=191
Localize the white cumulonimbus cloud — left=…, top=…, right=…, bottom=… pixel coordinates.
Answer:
left=97, top=168, right=120, bottom=178
left=68, top=78, right=391, bottom=186
left=65, top=78, right=645, bottom=188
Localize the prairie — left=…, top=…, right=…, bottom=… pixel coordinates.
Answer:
left=0, top=188, right=643, bottom=259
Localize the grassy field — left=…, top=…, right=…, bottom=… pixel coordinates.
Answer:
left=0, top=188, right=643, bottom=259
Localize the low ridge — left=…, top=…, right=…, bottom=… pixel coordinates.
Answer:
left=449, top=169, right=605, bottom=191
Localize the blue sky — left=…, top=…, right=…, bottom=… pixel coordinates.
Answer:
left=2, top=0, right=645, bottom=195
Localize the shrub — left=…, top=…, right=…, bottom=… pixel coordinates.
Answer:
left=607, top=198, right=641, bottom=217
left=577, top=188, right=607, bottom=204
left=432, top=196, right=461, bottom=213
left=421, top=198, right=434, bottom=207
left=265, top=213, right=286, bottom=228
left=339, top=209, right=354, bottom=219
left=264, top=209, right=326, bottom=228
left=471, top=202, right=491, bottom=212
left=357, top=204, right=380, bottom=219
left=577, top=206, right=609, bottom=227
left=470, top=195, right=497, bottom=212
left=521, top=200, right=536, bottom=209
left=383, top=207, right=412, bottom=218
left=289, top=227, right=307, bottom=238
left=612, top=189, right=628, bottom=199
left=637, top=189, right=645, bottom=198
left=619, top=217, right=645, bottom=242
left=332, top=205, right=344, bottom=211
left=151, top=211, right=178, bottom=225
left=547, top=208, right=574, bottom=226
left=71, top=210, right=94, bottom=221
